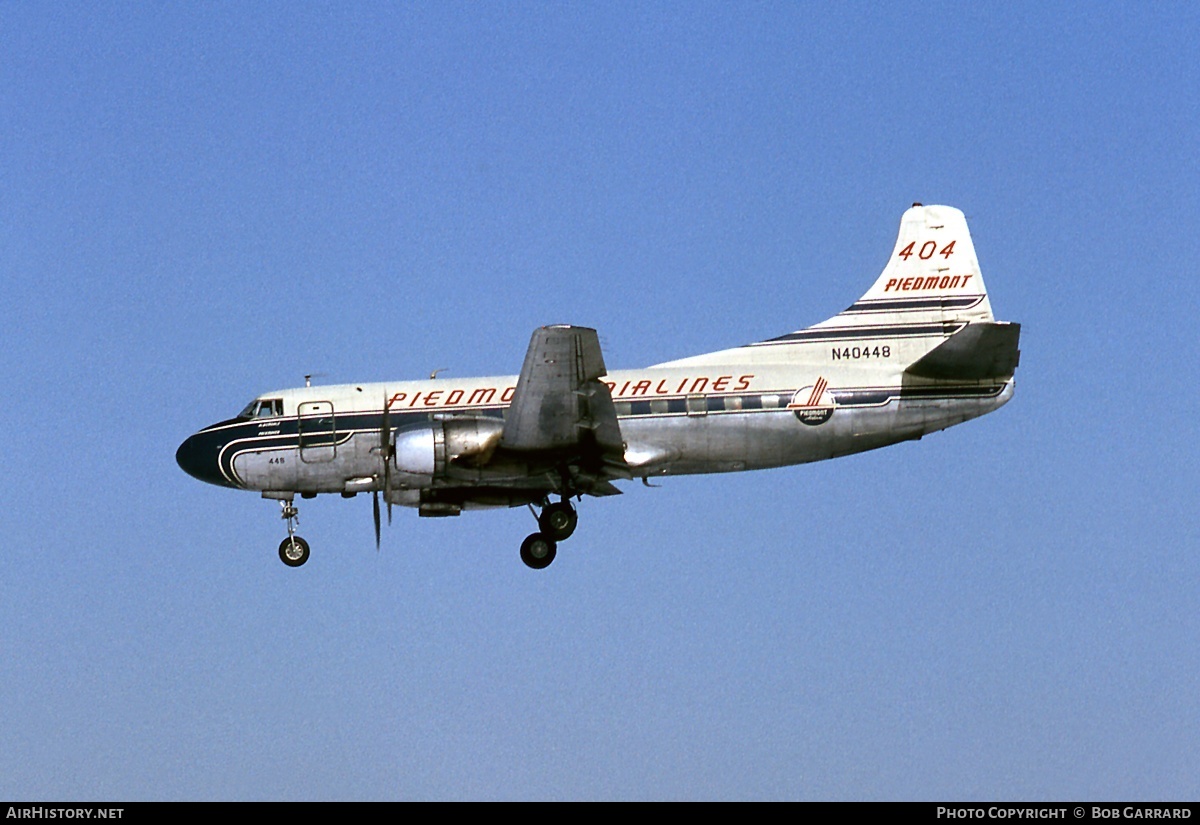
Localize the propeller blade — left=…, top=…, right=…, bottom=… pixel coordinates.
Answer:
left=381, top=392, right=394, bottom=527
left=384, top=447, right=393, bottom=523
left=380, top=396, right=391, bottom=457
left=373, top=490, right=381, bottom=550
left=384, top=464, right=393, bottom=525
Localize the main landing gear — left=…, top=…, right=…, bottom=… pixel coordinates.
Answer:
left=520, top=498, right=578, bottom=570
left=278, top=499, right=310, bottom=567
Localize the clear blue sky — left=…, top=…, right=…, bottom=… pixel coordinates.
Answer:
left=2, top=2, right=1197, bottom=801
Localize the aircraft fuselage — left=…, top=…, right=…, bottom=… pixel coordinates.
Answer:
left=177, top=362, right=1013, bottom=500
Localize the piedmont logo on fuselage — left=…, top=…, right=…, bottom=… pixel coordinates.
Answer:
left=788, top=377, right=834, bottom=426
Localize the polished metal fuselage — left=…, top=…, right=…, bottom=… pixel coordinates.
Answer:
left=182, top=359, right=1012, bottom=508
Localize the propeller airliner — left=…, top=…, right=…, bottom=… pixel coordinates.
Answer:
left=177, top=204, right=1020, bottom=569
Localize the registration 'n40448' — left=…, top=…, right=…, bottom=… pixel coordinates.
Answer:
left=832, top=345, right=891, bottom=360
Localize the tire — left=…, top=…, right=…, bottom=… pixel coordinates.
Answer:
left=519, top=532, right=557, bottom=569
left=538, top=502, right=578, bottom=541
left=279, top=536, right=311, bottom=567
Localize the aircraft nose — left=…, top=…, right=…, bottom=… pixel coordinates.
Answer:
left=176, top=431, right=235, bottom=488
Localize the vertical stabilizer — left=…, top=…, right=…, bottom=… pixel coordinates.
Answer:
left=653, top=204, right=1007, bottom=368
left=836, top=203, right=994, bottom=326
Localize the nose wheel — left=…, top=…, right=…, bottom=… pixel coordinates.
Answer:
left=279, top=536, right=310, bottom=567
left=277, top=498, right=310, bottom=567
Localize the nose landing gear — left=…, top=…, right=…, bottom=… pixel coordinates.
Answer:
left=277, top=498, right=310, bottom=567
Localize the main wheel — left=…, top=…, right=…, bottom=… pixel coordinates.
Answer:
left=538, top=502, right=578, bottom=541
left=520, top=532, right=557, bottom=569
left=278, top=536, right=310, bottom=567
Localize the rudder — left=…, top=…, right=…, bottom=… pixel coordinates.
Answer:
left=842, top=203, right=994, bottom=325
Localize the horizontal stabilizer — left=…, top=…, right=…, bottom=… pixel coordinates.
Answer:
left=905, top=321, right=1021, bottom=380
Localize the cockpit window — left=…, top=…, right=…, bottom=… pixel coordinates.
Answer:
left=238, top=398, right=284, bottom=419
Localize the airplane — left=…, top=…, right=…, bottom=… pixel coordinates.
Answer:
left=176, top=203, right=1020, bottom=569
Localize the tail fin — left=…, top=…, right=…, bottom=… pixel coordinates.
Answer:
left=654, top=204, right=1018, bottom=371
left=830, top=203, right=994, bottom=327
left=801, top=204, right=1019, bottom=376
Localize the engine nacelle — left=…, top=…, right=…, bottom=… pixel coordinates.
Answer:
left=392, top=416, right=506, bottom=484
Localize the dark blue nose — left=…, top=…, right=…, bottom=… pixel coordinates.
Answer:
left=176, top=430, right=236, bottom=488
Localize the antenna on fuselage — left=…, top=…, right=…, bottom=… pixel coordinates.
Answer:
left=430, top=368, right=448, bottom=380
